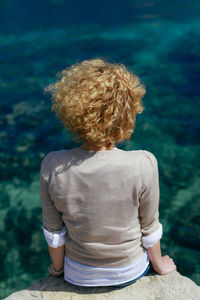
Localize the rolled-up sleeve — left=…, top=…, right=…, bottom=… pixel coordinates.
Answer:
left=139, top=150, right=163, bottom=248
left=40, top=153, right=66, bottom=247
left=42, top=225, right=66, bottom=248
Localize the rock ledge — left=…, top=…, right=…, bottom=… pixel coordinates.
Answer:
left=4, top=271, right=200, bottom=300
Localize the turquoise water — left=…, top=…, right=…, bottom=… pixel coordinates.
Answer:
left=0, top=0, right=200, bottom=298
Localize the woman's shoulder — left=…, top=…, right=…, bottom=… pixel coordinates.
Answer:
left=40, top=148, right=85, bottom=176
left=137, top=150, right=159, bottom=178
left=139, top=150, right=158, bottom=163
left=42, top=148, right=76, bottom=161
left=40, top=149, right=73, bottom=171
left=124, top=149, right=158, bottom=173
left=108, top=148, right=158, bottom=172
left=41, top=150, right=60, bottom=167
left=124, top=149, right=157, bottom=161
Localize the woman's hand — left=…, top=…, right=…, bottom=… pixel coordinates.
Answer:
left=151, top=255, right=177, bottom=275
left=48, top=264, right=64, bottom=277
left=147, top=240, right=177, bottom=275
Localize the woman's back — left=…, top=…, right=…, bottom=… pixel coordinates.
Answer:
left=40, top=147, right=159, bottom=267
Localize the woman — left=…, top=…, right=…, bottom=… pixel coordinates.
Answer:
left=40, top=58, right=176, bottom=287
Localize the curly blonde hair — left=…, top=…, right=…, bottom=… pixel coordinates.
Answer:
left=45, top=58, right=145, bottom=147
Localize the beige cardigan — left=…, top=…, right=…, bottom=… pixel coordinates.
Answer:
left=40, top=147, right=160, bottom=267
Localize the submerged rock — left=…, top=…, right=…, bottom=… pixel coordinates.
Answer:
left=4, top=271, right=200, bottom=300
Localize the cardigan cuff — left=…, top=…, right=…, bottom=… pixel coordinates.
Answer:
left=42, top=225, right=66, bottom=248
left=142, top=223, right=163, bottom=249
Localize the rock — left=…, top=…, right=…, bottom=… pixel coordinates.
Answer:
left=4, top=271, right=200, bottom=300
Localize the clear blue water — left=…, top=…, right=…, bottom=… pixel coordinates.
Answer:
left=0, top=0, right=200, bottom=298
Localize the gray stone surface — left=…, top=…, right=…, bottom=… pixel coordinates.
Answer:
left=4, top=271, right=200, bottom=300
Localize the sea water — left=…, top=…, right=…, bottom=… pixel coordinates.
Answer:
left=0, top=0, right=200, bottom=298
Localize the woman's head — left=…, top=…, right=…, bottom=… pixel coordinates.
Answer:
left=45, top=58, right=145, bottom=147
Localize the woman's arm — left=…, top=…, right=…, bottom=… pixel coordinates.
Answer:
left=48, top=245, right=65, bottom=272
left=139, top=152, right=176, bottom=274
left=40, top=154, right=67, bottom=276
left=147, top=240, right=176, bottom=274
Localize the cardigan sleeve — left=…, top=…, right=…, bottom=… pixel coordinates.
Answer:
left=139, top=151, right=163, bottom=248
left=40, top=153, right=65, bottom=235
